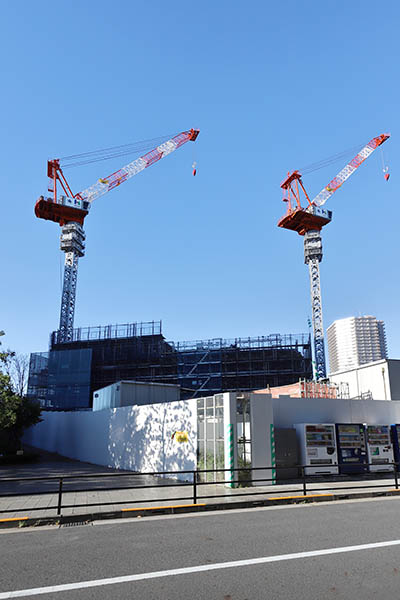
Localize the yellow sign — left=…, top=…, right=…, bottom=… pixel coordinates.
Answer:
left=173, top=431, right=189, bottom=443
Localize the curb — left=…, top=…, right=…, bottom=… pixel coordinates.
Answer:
left=1, top=488, right=400, bottom=530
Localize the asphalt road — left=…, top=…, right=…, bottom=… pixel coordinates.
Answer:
left=2, top=497, right=400, bottom=599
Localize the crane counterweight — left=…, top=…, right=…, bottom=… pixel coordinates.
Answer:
left=35, top=195, right=89, bottom=226
left=278, top=206, right=332, bottom=235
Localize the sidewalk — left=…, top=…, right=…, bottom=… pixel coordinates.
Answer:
left=1, top=447, right=399, bottom=521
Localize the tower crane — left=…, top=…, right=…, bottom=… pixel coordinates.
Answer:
left=35, top=129, right=200, bottom=343
left=278, top=133, right=390, bottom=380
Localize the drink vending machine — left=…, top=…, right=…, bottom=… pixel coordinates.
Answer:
left=335, top=424, right=368, bottom=474
left=365, top=425, right=394, bottom=472
left=295, top=424, right=338, bottom=475
left=390, top=425, right=400, bottom=470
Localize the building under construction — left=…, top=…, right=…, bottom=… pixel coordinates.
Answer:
left=28, top=321, right=313, bottom=409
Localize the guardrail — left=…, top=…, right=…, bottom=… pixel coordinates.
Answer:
left=0, top=462, right=399, bottom=517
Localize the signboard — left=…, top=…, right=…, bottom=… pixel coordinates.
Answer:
left=171, top=431, right=189, bottom=443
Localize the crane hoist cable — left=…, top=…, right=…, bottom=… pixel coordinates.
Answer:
left=60, top=134, right=175, bottom=168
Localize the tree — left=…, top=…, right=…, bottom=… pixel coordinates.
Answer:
left=2, top=351, right=30, bottom=397
left=0, top=333, right=42, bottom=454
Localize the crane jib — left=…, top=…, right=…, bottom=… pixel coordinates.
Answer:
left=78, top=129, right=199, bottom=203
left=312, top=132, right=390, bottom=207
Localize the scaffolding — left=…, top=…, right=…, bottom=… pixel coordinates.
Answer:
left=50, top=321, right=162, bottom=346
left=29, top=324, right=313, bottom=408
left=174, top=334, right=311, bottom=397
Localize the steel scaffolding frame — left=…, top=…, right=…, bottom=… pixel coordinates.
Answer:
left=36, top=324, right=313, bottom=406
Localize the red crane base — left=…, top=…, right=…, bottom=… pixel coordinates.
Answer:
left=35, top=197, right=88, bottom=227
left=278, top=208, right=331, bottom=236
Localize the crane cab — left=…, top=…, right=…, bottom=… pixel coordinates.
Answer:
left=35, top=195, right=89, bottom=227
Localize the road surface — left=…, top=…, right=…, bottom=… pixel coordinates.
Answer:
left=2, top=496, right=400, bottom=599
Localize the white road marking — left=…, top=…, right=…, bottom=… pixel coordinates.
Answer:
left=1, top=539, right=400, bottom=598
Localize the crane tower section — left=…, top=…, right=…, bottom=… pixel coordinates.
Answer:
left=35, top=129, right=199, bottom=342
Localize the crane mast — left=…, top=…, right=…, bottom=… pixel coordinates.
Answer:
left=304, top=230, right=326, bottom=379
left=59, top=223, right=85, bottom=342
left=278, top=133, right=390, bottom=380
left=35, top=129, right=199, bottom=343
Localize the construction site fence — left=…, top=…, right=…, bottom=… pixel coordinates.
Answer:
left=1, top=463, right=400, bottom=518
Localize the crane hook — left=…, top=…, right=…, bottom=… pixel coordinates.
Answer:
left=381, top=148, right=390, bottom=181
left=192, top=161, right=197, bottom=176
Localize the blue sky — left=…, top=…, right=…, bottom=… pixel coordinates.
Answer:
left=1, top=0, right=399, bottom=367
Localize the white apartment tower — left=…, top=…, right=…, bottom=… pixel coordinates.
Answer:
left=327, top=316, right=387, bottom=374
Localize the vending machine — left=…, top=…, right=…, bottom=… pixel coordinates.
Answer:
left=335, top=424, right=368, bottom=474
left=365, top=425, right=394, bottom=472
left=390, top=425, right=400, bottom=470
left=295, top=423, right=338, bottom=475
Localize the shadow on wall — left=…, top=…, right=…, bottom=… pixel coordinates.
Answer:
left=107, top=401, right=197, bottom=480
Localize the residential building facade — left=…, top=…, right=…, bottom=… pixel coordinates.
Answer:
left=327, top=315, right=387, bottom=374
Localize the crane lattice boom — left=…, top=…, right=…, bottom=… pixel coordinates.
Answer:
left=79, top=129, right=199, bottom=204
left=311, top=133, right=390, bottom=207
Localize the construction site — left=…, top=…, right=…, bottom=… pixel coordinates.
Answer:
left=27, top=128, right=391, bottom=409
left=28, top=321, right=312, bottom=408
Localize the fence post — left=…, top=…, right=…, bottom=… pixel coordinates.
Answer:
left=394, top=464, right=399, bottom=490
left=301, top=466, right=307, bottom=496
left=57, top=478, right=63, bottom=516
left=193, top=471, right=197, bottom=504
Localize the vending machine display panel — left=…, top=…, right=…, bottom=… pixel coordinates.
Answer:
left=335, top=423, right=367, bottom=474
left=365, top=425, right=394, bottom=472
left=295, top=423, right=338, bottom=475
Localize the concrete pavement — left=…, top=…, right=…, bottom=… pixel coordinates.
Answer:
left=1, top=447, right=400, bottom=520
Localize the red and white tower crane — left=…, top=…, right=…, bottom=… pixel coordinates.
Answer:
left=278, top=133, right=390, bottom=380
left=35, top=129, right=200, bottom=343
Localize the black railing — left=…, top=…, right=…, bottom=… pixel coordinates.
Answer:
left=0, top=462, right=399, bottom=518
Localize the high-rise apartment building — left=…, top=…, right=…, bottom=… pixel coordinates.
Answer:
left=327, top=316, right=388, bottom=374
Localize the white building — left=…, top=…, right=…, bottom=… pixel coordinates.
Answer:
left=327, top=316, right=387, bottom=374
left=329, top=359, right=400, bottom=401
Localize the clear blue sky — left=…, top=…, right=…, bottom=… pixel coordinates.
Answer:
left=1, top=1, right=399, bottom=366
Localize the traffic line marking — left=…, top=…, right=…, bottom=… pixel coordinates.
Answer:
left=0, top=517, right=28, bottom=523
left=1, top=538, right=400, bottom=598
left=122, top=503, right=206, bottom=512
left=268, top=494, right=333, bottom=500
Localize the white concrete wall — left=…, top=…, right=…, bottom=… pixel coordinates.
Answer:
left=23, top=400, right=197, bottom=480
left=250, top=393, right=273, bottom=486
left=272, top=394, right=400, bottom=428
left=329, top=359, right=400, bottom=401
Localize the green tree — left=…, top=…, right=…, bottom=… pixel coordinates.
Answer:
left=0, top=333, right=42, bottom=454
